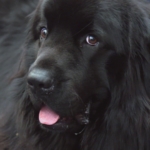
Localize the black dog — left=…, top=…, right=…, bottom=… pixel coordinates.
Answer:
left=1, top=0, right=150, bottom=149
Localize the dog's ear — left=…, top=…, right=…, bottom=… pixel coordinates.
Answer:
left=128, top=6, right=150, bottom=60
left=109, top=4, right=150, bottom=104
left=126, top=5, right=150, bottom=94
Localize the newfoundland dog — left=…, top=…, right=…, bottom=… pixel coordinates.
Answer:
left=1, top=0, right=150, bottom=149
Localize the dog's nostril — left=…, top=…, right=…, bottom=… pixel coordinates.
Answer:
left=27, top=68, right=54, bottom=91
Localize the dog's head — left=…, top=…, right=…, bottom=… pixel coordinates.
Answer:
left=25, top=0, right=150, bottom=134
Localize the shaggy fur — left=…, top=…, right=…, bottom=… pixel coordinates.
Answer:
left=1, top=0, right=150, bottom=150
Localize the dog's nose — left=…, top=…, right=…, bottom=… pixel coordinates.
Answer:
left=27, top=68, right=54, bottom=92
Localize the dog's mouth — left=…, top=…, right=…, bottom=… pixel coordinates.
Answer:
left=38, top=103, right=90, bottom=133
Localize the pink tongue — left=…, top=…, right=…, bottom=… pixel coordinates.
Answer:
left=39, top=105, right=60, bottom=125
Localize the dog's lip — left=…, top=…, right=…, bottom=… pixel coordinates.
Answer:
left=39, top=103, right=90, bottom=132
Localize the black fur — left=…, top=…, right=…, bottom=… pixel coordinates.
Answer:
left=1, top=0, right=150, bottom=150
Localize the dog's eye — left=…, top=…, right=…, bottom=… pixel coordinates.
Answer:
left=86, top=35, right=99, bottom=46
left=40, top=28, right=48, bottom=40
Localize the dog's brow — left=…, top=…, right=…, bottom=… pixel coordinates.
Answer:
left=73, top=22, right=93, bottom=36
